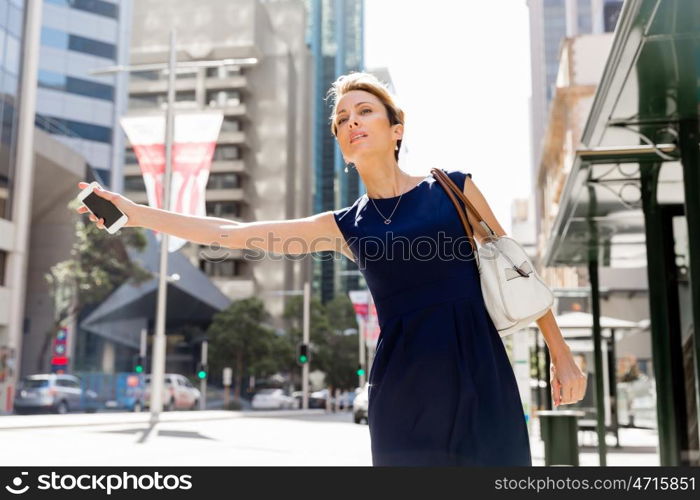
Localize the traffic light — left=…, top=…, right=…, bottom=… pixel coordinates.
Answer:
left=133, top=355, right=145, bottom=374
left=356, top=365, right=366, bottom=377
left=297, top=343, right=309, bottom=365
left=196, top=363, right=208, bottom=380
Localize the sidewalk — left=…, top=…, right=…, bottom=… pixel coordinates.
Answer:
left=529, top=417, right=660, bottom=466
left=0, top=409, right=326, bottom=431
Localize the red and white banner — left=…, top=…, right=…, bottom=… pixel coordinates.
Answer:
left=348, top=290, right=380, bottom=349
left=120, top=111, right=223, bottom=252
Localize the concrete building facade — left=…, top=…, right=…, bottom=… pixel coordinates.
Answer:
left=527, top=0, right=623, bottom=236
left=122, top=0, right=312, bottom=328
left=35, top=0, right=132, bottom=190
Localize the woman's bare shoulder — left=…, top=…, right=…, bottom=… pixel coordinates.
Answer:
left=317, top=210, right=356, bottom=262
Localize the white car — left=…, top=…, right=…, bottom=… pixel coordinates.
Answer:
left=252, top=388, right=298, bottom=410
left=353, top=383, right=369, bottom=424
left=142, top=373, right=201, bottom=411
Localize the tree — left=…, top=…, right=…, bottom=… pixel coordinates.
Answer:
left=43, top=199, right=151, bottom=371
left=317, top=295, right=361, bottom=390
left=283, top=293, right=361, bottom=391
left=206, top=297, right=286, bottom=401
left=281, top=294, right=332, bottom=386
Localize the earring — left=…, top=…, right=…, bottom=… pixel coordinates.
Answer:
left=345, top=162, right=355, bottom=173
left=395, top=144, right=399, bottom=151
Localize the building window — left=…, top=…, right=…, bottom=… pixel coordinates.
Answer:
left=124, top=147, right=137, bottom=164
left=129, top=91, right=197, bottom=109
left=206, top=90, right=241, bottom=107
left=205, top=66, right=243, bottom=78
left=604, top=1, right=623, bottom=32
left=220, top=117, right=241, bottom=132
left=176, top=90, right=196, bottom=104
left=206, top=201, right=240, bottom=218
left=124, top=175, right=145, bottom=191
left=41, top=27, right=116, bottom=60
left=199, top=258, right=241, bottom=277
left=35, top=114, right=112, bottom=143
left=213, top=145, right=240, bottom=161
left=130, top=70, right=161, bottom=82
left=0, top=250, right=6, bottom=286
left=207, top=173, right=240, bottom=190
left=38, top=70, right=114, bottom=101
left=128, top=93, right=163, bottom=109
left=44, top=0, right=119, bottom=19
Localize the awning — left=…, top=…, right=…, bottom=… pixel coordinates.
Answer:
left=80, top=231, right=231, bottom=348
left=543, top=0, right=699, bottom=267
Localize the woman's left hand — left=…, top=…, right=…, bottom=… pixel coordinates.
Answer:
left=550, top=348, right=587, bottom=407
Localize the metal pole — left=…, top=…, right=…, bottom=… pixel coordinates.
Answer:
left=678, top=118, right=700, bottom=449
left=199, top=340, right=207, bottom=410
left=589, top=258, right=607, bottom=466
left=608, top=330, right=620, bottom=447
left=139, top=328, right=147, bottom=358
left=640, top=163, right=683, bottom=465
left=587, top=178, right=607, bottom=466
left=302, top=281, right=310, bottom=410
left=149, top=29, right=176, bottom=424
left=358, top=317, right=366, bottom=387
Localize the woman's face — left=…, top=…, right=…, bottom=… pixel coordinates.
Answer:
left=334, top=90, right=402, bottom=164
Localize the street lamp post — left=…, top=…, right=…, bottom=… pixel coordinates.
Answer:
left=91, top=31, right=257, bottom=428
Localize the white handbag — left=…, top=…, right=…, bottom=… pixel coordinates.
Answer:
left=431, top=168, right=554, bottom=337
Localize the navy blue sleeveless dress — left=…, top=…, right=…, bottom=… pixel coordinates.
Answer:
left=333, top=169, right=532, bottom=467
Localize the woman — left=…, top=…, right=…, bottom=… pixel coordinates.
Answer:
left=77, top=72, right=586, bottom=466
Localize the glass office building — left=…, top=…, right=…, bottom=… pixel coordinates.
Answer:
left=34, top=0, right=130, bottom=188
left=0, top=0, right=24, bottom=221
left=307, top=0, right=364, bottom=303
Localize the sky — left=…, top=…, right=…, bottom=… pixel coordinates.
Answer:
left=364, top=1, right=532, bottom=233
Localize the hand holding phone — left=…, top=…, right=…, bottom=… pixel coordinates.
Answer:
left=76, top=182, right=132, bottom=233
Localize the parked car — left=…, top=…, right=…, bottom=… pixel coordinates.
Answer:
left=252, top=388, right=298, bottom=410
left=309, top=388, right=335, bottom=409
left=13, top=374, right=99, bottom=415
left=353, top=383, right=369, bottom=424
left=142, top=373, right=201, bottom=411
left=336, top=389, right=356, bottom=410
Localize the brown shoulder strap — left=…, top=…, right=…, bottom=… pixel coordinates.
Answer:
left=430, top=168, right=482, bottom=265
left=431, top=168, right=494, bottom=231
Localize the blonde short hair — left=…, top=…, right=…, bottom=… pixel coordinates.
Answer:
left=326, top=71, right=405, bottom=161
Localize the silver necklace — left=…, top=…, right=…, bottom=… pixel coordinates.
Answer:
left=369, top=194, right=403, bottom=224
left=368, top=178, right=409, bottom=224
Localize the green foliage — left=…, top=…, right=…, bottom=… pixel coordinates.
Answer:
left=41, top=199, right=151, bottom=370
left=282, top=293, right=361, bottom=390
left=46, top=198, right=151, bottom=324
left=206, top=297, right=288, bottom=383
left=208, top=292, right=363, bottom=394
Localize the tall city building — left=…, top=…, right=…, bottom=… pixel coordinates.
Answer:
left=1, top=0, right=98, bottom=411
left=123, top=0, right=312, bottom=327
left=34, top=0, right=132, bottom=190
left=306, top=0, right=364, bottom=303
left=527, top=0, right=623, bottom=237
left=0, top=0, right=24, bottom=223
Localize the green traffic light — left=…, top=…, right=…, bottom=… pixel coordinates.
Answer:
left=299, top=355, right=308, bottom=363
left=356, top=368, right=365, bottom=376
left=135, top=365, right=143, bottom=374
left=197, top=370, right=207, bottom=379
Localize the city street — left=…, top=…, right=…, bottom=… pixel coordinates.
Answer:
left=0, top=409, right=659, bottom=467
left=0, top=410, right=373, bottom=467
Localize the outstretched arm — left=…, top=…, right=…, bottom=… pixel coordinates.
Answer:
left=75, top=182, right=354, bottom=260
